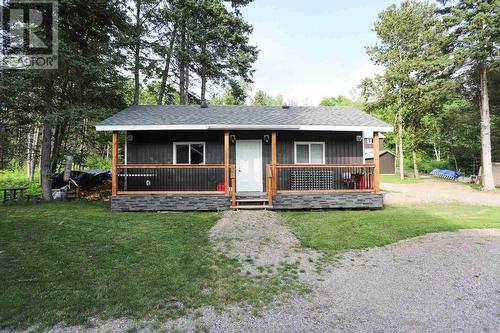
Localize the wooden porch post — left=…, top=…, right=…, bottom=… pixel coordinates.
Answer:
left=373, top=131, right=380, bottom=192
left=224, top=130, right=230, bottom=196
left=112, top=131, right=119, bottom=196
left=271, top=131, right=277, bottom=193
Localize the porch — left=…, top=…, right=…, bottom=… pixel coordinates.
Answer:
left=109, top=130, right=383, bottom=211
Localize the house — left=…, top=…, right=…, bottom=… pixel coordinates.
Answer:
left=363, top=134, right=396, bottom=174
left=96, top=105, right=393, bottom=211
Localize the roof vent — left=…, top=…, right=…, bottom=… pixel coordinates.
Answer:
left=282, top=104, right=290, bottom=109
left=200, top=101, right=208, bottom=108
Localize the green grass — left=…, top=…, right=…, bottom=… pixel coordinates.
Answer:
left=0, top=169, right=41, bottom=200
left=0, top=202, right=299, bottom=330
left=282, top=204, right=500, bottom=255
left=380, top=174, right=422, bottom=184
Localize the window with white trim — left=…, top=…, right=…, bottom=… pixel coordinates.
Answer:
left=294, top=142, right=325, bottom=164
left=173, top=142, right=205, bottom=164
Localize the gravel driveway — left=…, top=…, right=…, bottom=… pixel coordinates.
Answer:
left=163, top=228, right=500, bottom=333
left=40, top=212, right=500, bottom=333
left=383, top=177, right=500, bottom=206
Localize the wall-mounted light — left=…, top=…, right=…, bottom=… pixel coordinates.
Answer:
left=127, top=134, right=133, bottom=141
left=356, top=135, right=363, bottom=142
left=230, top=135, right=236, bottom=143
left=263, top=134, right=270, bottom=143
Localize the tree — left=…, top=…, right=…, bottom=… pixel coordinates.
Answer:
left=210, top=80, right=250, bottom=105
left=362, top=0, right=450, bottom=180
left=319, top=95, right=364, bottom=109
left=0, top=0, right=130, bottom=200
left=252, top=90, right=284, bottom=106
left=439, top=0, right=499, bottom=190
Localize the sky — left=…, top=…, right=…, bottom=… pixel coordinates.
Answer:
left=239, top=0, right=403, bottom=106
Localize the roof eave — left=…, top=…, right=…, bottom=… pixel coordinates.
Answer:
left=95, top=124, right=394, bottom=132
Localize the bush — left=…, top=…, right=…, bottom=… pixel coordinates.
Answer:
left=83, top=155, right=111, bottom=170
left=403, top=158, right=453, bottom=174
left=418, top=159, right=452, bottom=173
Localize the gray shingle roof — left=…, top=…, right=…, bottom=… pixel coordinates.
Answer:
left=364, top=150, right=395, bottom=159
left=96, top=105, right=392, bottom=131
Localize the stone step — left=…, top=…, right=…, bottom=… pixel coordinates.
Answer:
left=235, top=198, right=269, bottom=202
left=231, top=205, right=273, bottom=210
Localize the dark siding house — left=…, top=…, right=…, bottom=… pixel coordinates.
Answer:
left=96, top=105, right=393, bottom=211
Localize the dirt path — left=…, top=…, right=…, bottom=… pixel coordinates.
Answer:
left=383, top=177, right=500, bottom=206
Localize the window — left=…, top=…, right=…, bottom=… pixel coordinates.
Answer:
left=294, top=142, right=325, bottom=164
left=173, top=142, right=205, bottom=164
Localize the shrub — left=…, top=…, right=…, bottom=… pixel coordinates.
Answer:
left=84, top=155, right=111, bottom=170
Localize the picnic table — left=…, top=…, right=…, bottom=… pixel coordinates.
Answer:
left=1, top=187, right=27, bottom=203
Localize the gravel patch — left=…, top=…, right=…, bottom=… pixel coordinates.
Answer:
left=383, top=177, right=500, bottom=206
left=208, top=210, right=321, bottom=277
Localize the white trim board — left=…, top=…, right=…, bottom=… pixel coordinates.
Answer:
left=96, top=124, right=393, bottom=132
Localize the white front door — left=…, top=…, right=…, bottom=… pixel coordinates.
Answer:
left=236, top=140, right=263, bottom=192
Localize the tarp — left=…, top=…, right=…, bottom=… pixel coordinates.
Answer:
left=429, top=169, right=461, bottom=180
left=52, top=169, right=111, bottom=189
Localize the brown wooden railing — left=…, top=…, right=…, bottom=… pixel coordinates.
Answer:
left=274, top=164, right=375, bottom=192
left=117, top=164, right=227, bottom=194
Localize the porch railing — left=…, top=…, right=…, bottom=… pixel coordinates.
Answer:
left=117, top=164, right=227, bottom=193
left=274, top=164, right=375, bottom=192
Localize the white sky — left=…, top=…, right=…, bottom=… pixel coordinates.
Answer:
left=240, top=0, right=403, bottom=105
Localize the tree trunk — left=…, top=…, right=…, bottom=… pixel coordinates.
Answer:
left=133, top=0, right=142, bottom=105
left=50, top=120, right=68, bottom=173
left=0, top=123, right=7, bottom=169
left=398, top=110, right=404, bottom=180
left=40, top=121, right=53, bottom=201
left=179, top=23, right=188, bottom=104
left=63, top=137, right=77, bottom=182
left=30, top=127, right=40, bottom=182
left=411, top=130, right=419, bottom=178
left=27, top=126, right=40, bottom=181
left=200, top=73, right=207, bottom=103
left=433, top=142, right=441, bottom=161
left=158, top=24, right=177, bottom=105
left=412, top=150, right=419, bottom=179
left=185, top=61, right=189, bottom=103
left=479, top=61, right=495, bottom=191
left=27, top=131, right=33, bottom=178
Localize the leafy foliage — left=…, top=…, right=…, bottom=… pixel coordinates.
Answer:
left=319, top=95, right=364, bottom=109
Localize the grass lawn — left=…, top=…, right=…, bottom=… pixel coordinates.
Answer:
left=0, top=201, right=296, bottom=330
left=380, top=174, right=422, bottom=184
left=282, top=204, right=500, bottom=255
